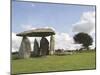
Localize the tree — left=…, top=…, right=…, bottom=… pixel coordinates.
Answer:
left=73, top=32, right=93, bottom=50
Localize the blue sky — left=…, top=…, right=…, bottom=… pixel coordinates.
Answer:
left=12, top=1, right=95, bottom=34
left=12, top=1, right=96, bottom=52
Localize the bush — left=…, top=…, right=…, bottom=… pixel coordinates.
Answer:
left=12, top=54, right=19, bottom=60
left=54, top=49, right=66, bottom=56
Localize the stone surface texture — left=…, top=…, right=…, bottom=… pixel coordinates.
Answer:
left=19, top=36, right=31, bottom=58
left=33, top=38, right=40, bottom=56
left=50, top=35, right=55, bottom=55
left=40, top=37, right=49, bottom=56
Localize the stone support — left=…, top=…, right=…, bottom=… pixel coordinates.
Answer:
left=50, top=35, right=55, bottom=55
left=40, top=37, right=49, bottom=56
left=19, top=36, right=31, bottom=58
left=33, top=38, right=40, bottom=56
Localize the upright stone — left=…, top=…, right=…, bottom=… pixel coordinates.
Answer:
left=40, top=37, right=49, bottom=56
left=33, top=38, right=40, bottom=56
left=19, top=36, right=31, bottom=58
left=50, top=35, right=55, bottom=55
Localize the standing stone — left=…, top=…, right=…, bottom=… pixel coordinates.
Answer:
left=33, top=38, right=40, bottom=57
left=50, top=35, right=55, bottom=55
left=40, top=37, right=49, bottom=56
left=19, top=36, right=31, bottom=58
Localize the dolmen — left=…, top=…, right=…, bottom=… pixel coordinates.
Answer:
left=16, top=28, right=55, bottom=58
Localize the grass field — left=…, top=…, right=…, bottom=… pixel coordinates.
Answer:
left=12, top=50, right=96, bottom=74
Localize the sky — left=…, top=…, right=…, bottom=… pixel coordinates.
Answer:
left=12, top=0, right=96, bottom=52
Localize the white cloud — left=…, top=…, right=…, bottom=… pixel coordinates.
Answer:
left=72, top=11, right=95, bottom=34
left=89, top=33, right=96, bottom=49
left=72, top=11, right=96, bottom=49
left=12, top=31, right=82, bottom=52
left=12, top=32, right=35, bottom=52
left=21, top=24, right=56, bottom=31
left=12, top=32, right=22, bottom=52
left=43, top=26, right=56, bottom=31
left=21, top=24, right=36, bottom=30
left=54, top=32, right=82, bottom=50
left=55, top=32, right=73, bottom=49
left=12, top=22, right=95, bottom=52
left=89, top=42, right=95, bottom=49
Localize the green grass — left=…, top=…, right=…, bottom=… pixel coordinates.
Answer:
left=12, top=50, right=96, bottom=74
